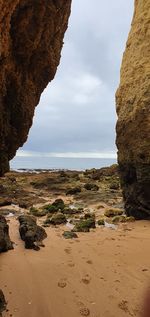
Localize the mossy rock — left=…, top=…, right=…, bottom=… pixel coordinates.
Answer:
left=104, top=208, right=123, bottom=217
left=97, top=219, right=105, bottom=226
left=45, top=213, right=67, bottom=225
left=126, top=216, right=135, bottom=222
left=30, top=207, right=47, bottom=217
left=112, top=215, right=127, bottom=224
left=66, top=187, right=81, bottom=195
left=84, top=213, right=95, bottom=220
left=73, top=218, right=96, bottom=232
left=63, top=207, right=81, bottom=215
left=43, top=199, right=65, bottom=213
left=84, top=183, right=99, bottom=191
left=62, top=231, right=78, bottom=239
left=52, top=199, right=65, bottom=211
left=43, top=204, right=58, bottom=213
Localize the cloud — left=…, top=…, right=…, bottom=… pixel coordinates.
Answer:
left=16, top=150, right=117, bottom=159
left=17, top=0, right=134, bottom=156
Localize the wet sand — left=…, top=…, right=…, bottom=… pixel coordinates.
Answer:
left=0, top=218, right=149, bottom=317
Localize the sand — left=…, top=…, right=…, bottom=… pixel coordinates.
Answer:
left=0, top=218, right=149, bottom=317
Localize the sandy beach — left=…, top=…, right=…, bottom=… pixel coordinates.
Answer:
left=0, top=217, right=149, bottom=317
left=0, top=169, right=149, bottom=317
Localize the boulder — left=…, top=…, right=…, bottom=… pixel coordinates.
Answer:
left=18, top=215, right=47, bottom=250
left=73, top=218, right=96, bottom=233
left=0, top=215, right=13, bottom=252
left=44, top=213, right=67, bottom=225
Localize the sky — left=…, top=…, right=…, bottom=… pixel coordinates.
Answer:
left=16, top=0, right=134, bottom=159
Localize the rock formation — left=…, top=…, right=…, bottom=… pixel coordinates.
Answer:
left=116, top=0, right=150, bottom=219
left=18, top=215, right=47, bottom=250
left=0, top=0, right=72, bottom=175
left=0, top=290, right=7, bottom=316
left=0, top=215, right=13, bottom=252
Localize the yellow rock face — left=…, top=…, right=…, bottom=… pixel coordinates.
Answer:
left=116, top=0, right=150, bottom=218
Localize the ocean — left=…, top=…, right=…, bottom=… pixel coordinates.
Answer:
left=10, top=156, right=117, bottom=171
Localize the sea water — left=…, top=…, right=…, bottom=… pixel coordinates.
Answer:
left=10, top=156, right=117, bottom=171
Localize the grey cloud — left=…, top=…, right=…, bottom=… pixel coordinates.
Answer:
left=21, top=0, right=134, bottom=155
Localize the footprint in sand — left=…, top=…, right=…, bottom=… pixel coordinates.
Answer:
left=58, top=279, right=67, bottom=288
left=142, top=268, right=148, bottom=272
left=86, top=260, right=93, bottom=265
left=79, top=307, right=90, bottom=316
left=68, top=262, right=75, bottom=267
left=81, top=276, right=91, bottom=285
left=118, top=300, right=130, bottom=314
left=100, top=276, right=107, bottom=281
left=64, top=248, right=71, bottom=254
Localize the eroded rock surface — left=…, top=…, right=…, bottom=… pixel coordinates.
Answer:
left=116, top=0, right=150, bottom=219
left=0, top=215, right=13, bottom=252
left=0, top=0, right=71, bottom=175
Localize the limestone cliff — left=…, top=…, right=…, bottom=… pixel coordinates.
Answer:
left=116, top=0, right=150, bottom=219
left=0, top=0, right=71, bottom=175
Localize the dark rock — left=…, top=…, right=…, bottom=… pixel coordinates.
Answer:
left=52, top=199, right=65, bottom=211
left=84, top=165, right=118, bottom=179
left=43, top=199, right=65, bottom=214
left=30, top=207, right=47, bottom=217
left=18, top=215, right=47, bottom=250
left=0, top=209, right=15, bottom=216
left=0, top=215, right=13, bottom=252
left=119, top=164, right=150, bottom=219
left=84, top=183, right=99, bottom=191
left=84, top=213, right=95, bottom=220
left=63, top=207, right=82, bottom=215
left=0, top=290, right=7, bottom=315
left=73, top=218, right=96, bottom=233
left=66, top=187, right=81, bottom=195
left=0, top=199, right=12, bottom=207
left=43, top=204, right=58, bottom=214
left=45, top=213, right=67, bottom=225
left=18, top=201, right=28, bottom=209
left=97, top=219, right=105, bottom=226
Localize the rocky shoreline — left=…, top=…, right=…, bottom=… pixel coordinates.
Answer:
left=0, top=165, right=149, bottom=316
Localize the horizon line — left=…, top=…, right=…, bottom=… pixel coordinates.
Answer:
left=15, top=150, right=117, bottom=159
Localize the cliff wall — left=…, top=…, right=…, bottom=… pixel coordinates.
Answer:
left=0, top=0, right=71, bottom=175
left=116, top=0, right=150, bottom=218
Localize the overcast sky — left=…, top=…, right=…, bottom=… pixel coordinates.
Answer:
left=18, top=0, right=134, bottom=159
